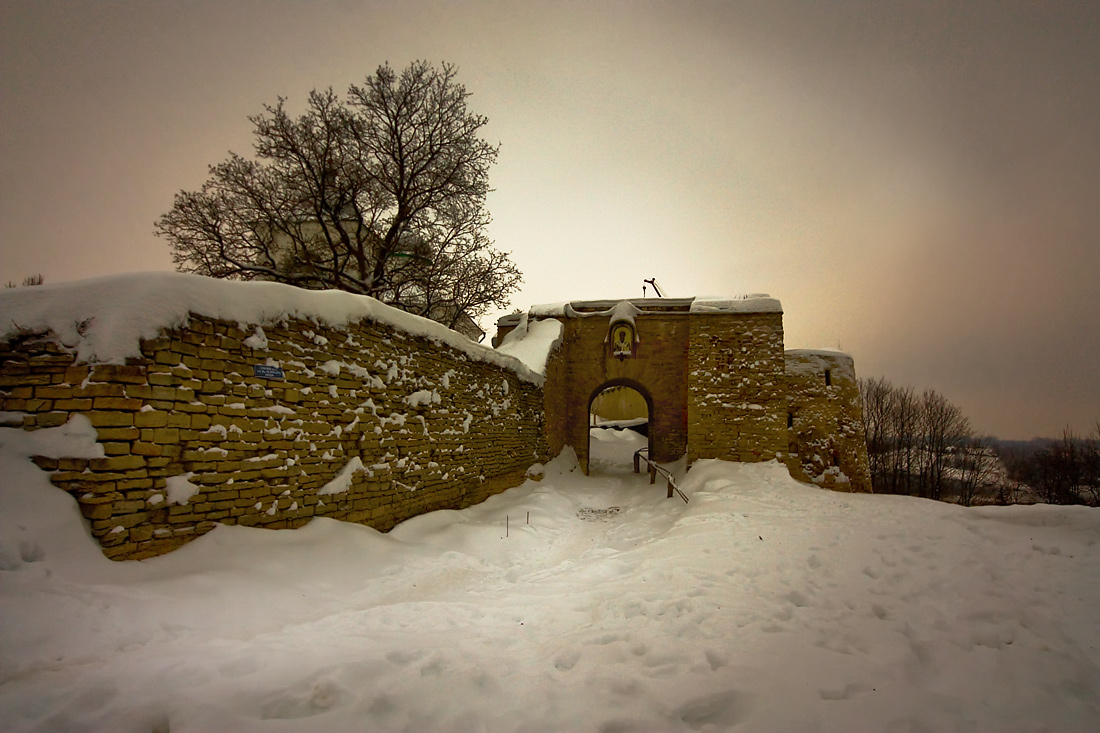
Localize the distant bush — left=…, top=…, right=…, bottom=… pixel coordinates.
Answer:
left=4, top=274, right=43, bottom=288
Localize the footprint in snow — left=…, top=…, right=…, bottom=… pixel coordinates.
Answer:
left=19, top=540, right=45, bottom=563
left=674, top=689, right=751, bottom=730
left=583, top=632, right=627, bottom=646
left=259, top=678, right=351, bottom=720
left=1032, top=544, right=1062, bottom=555
left=385, top=649, right=427, bottom=666
left=704, top=648, right=728, bottom=671
left=554, top=649, right=581, bottom=671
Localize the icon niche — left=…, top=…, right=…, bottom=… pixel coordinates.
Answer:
left=610, top=321, right=636, bottom=358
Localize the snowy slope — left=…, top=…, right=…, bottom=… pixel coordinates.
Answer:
left=1, top=423, right=1098, bottom=731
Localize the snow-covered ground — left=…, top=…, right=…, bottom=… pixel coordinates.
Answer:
left=2, top=422, right=1099, bottom=731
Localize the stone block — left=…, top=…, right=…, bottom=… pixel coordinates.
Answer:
left=150, top=428, right=181, bottom=443
left=92, top=396, right=144, bottom=411
left=78, top=501, right=114, bottom=520
left=134, top=411, right=169, bottom=428
left=167, top=412, right=192, bottom=427
left=90, top=455, right=147, bottom=472
left=129, top=525, right=156, bottom=542
left=85, top=364, right=146, bottom=384
left=117, top=478, right=154, bottom=491
left=35, top=412, right=69, bottom=427
left=34, top=385, right=75, bottom=399
left=54, top=398, right=95, bottom=410
left=148, top=373, right=179, bottom=387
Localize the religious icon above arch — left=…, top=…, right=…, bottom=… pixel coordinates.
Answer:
left=610, top=319, right=636, bottom=358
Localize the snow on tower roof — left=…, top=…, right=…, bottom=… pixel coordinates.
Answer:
left=524, top=295, right=782, bottom=318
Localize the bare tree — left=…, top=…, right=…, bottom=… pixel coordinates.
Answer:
left=860, top=378, right=978, bottom=500
left=919, top=389, right=971, bottom=500
left=956, top=437, right=997, bottom=506
left=1087, top=422, right=1100, bottom=505
left=859, top=376, right=893, bottom=491
left=156, top=61, right=521, bottom=337
left=888, top=384, right=920, bottom=494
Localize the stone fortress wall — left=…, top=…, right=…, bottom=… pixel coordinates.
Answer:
left=1, top=311, right=546, bottom=560
left=686, top=311, right=787, bottom=465
left=2, top=280, right=870, bottom=562
left=536, top=303, right=693, bottom=468
left=497, top=297, right=871, bottom=491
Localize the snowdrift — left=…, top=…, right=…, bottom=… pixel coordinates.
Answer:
left=1, top=422, right=1098, bottom=731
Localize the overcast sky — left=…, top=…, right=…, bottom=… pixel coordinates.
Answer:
left=2, top=0, right=1098, bottom=440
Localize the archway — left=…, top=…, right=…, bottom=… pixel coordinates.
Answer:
left=587, top=379, right=652, bottom=473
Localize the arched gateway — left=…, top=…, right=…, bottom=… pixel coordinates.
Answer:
left=495, top=295, right=872, bottom=493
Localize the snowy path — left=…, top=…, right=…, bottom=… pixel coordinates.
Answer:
left=2, top=424, right=1099, bottom=731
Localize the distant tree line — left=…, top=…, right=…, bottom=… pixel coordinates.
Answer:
left=998, top=428, right=1100, bottom=506
left=859, top=376, right=1099, bottom=506
left=4, top=274, right=43, bottom=288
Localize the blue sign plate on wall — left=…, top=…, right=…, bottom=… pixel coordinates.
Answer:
left=253, top=364, right=285, bottom=379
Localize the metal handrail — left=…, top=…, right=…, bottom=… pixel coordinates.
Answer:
left=633, top=448, right=689, bottom=503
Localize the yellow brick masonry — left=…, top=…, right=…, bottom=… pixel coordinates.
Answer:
left=533, top=305, right=871, bottom=488
left=0, top=316, right=547, bottom=560
left=784, top=351, right=872, bottom=493
left=687, top=313, right=787, bottom=464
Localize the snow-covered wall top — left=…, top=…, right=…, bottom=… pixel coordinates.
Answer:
left=784, top=349, right=857, bottom=381
left=494, top=315, right=563, bottom=376
left=785, top=348, right=854, bottom=358
left=526, top=295, right=782, bottom=318
left=688, top=295, right=782, bottom=314
left=0, top=273, right=540, bottom=384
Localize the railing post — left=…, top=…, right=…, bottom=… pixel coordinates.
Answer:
left=633, top=451, right=639, bottom=474
left=649, top=464, right=657, bottom=485
left=667, top=477, right=674, bottom=498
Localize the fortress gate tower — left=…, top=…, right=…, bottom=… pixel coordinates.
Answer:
left=495, top=296, right=871, bottom=493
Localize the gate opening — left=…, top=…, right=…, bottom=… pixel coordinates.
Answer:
left=588, top=384, right=650, bottom=472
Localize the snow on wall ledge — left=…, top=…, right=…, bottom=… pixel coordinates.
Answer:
left=0, top=272, right=541, bottom=383
left=0, top=273, right=548, bottom=560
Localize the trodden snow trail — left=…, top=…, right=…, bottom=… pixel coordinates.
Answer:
left=1, top=420, right=1099, bottom=731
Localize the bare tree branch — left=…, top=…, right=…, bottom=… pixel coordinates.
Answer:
left=155, top=61, right=519, bottom=338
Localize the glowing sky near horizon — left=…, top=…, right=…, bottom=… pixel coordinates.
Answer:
left=2, top=0, right=1098, bottom=440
